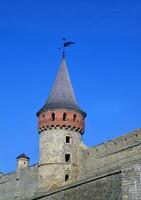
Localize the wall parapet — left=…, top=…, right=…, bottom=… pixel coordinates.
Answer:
left=85, top=129, right=141, bottom=157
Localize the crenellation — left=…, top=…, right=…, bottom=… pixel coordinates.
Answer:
left=78, top=129, right=141, bottom=184
left=84, top=129, right=141, bottom=158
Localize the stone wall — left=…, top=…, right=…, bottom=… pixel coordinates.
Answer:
left=32, top=171, right=122, bottom=200
left=38, top=127, right=82, bottom=190
left=122, top=162, right=141, bottom=200
left=79, top=129, right=141, bottom=180
left=0, top=165, right=38, bottom=200
left=0, top=129, right=141, bottom=199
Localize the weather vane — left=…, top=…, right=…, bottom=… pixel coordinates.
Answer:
left=58, top=38, right=75, bottom=57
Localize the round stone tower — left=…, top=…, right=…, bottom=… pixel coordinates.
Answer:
left=37, top=56, right=86, bottom=190
left=16, top=153, right=29, bottom=171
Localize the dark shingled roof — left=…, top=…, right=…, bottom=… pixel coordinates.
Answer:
left=37, top=57, right=86, bottom=117
left=16, top=153, right=29, bottom=160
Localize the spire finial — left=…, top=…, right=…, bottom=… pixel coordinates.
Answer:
left=59, top=38, right=75, bottom=58
left=62, top=51, right=65, bottom=58
left=37, top=48, right=86, bottom=118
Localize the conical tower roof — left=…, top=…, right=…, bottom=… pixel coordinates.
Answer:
left=16, top=153, right=29, bottom=160
left=37, top=56, right=86, bottom=117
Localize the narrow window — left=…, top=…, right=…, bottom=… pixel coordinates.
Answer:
left=65, top=154, right=70, bottom=162
left=51, top=113, right=55, bottom=121
left=63, top=113, right=67, bottom=121
left=66, top=136, right=70, bottom=143
left=73, top=114, right=76, bottom=122
left=65, top=174, right=69, bottom=181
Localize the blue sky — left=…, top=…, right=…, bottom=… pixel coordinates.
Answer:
left=0, top=0, right=141, bottom=172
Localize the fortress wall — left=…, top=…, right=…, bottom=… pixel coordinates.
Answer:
left=32, top=171, right=121, bottom=200
left=121, top=161, right=141, bottom=200
left=79, top=129, right=141, bottom=180
left=0, top=165, right=38, bottom=200
left=0, top=129, right=141, bottom=200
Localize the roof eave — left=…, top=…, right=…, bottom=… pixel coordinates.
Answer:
left=36, top=107, right=87, bottom=118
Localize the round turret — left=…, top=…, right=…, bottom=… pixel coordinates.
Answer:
left=37, top=56, right=86, bottom=190
left=16, top=153, right=30, bottom=170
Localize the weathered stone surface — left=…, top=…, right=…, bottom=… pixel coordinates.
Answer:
left=33, top=172, right=122, bottom=200
left=0, top=129, right=141, bottom=199
left=122, top=162, right=141, bottom=200
left=0, top=165, right=38, bottom=200
left=38, top=127, right=82, bottom=190
left=79, top=129, right=141, bottom=180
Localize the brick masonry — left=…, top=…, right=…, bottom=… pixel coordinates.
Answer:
left=38, top=109, right=85, bottom=133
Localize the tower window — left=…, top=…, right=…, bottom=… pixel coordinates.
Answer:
left=73, top=114, right=77, bottom=122
left=66, top=136, right=70, bottom=143
left=65, top=154, right=70, bottom=162
left=51, top=113, right=55, bottom=121
left=63, top=113, right=67, bottom=121
left=65, top=174, right=69, bottom=181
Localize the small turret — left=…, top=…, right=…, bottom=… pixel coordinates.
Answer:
left=16, top=153, right=30, bottom=170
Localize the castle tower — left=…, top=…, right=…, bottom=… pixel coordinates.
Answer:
left=37, top=56, right=86, bottom=190
left=16, top=153, right=29, bottom=171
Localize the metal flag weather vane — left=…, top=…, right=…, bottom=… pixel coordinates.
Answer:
left=59, top=38, right=75, bottom=57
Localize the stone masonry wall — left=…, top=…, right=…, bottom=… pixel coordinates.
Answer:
left=38, top=127, right=82, bottom=190
left=0, top=165, right=38, bottom=200
left=32, top=171, right=122, bottom=200
left=122, top=161, right=141, bottom=200
left=0, top=129, right=141, bottom=199
left=79, top=129, right=141, bottom=180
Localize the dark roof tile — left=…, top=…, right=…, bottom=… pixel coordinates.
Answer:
left=16, top=153, right=29, bottom=160
left=37, top=57, right=86, bottom=117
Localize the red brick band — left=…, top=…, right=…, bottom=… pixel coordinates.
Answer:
left=38, top=110, right=85, bottom=134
